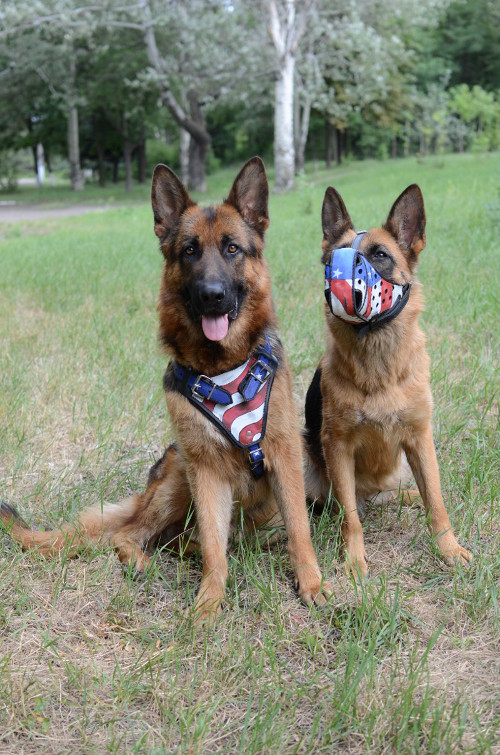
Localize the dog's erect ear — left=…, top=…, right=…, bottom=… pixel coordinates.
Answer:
left=151, top=164, right=195, bottom=239
left=322, top=187, right=354, bottom=246
left=225, top=157, right=269, bottom=236
left=384, top=184, right=426, bottom=255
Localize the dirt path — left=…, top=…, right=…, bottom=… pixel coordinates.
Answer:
left=0, top=203, right=115, bottom=223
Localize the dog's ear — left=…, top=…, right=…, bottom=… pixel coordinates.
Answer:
left=151, top=164, right=195, bottom=239
left=225, top=157, right=269, bottom=236
left=384, top=184, right=426, bottom=255
left=322, top=187, right=353, bottom=246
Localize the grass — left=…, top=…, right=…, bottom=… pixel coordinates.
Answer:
left=0, top=151, right=499, bottom=753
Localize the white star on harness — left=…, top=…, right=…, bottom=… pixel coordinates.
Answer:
left=332, top=267, right=342, bottom=279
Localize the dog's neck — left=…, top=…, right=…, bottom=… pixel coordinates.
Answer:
left=161, top=313, right=278, bottom=377
left=325, top=283, right=425, bottom=393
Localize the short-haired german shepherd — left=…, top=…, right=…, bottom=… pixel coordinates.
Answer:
left=1, top=157, right=331, bottom=623
left=303, top=184, right=472, bottom=576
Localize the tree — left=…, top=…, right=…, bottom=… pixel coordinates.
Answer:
left=436, top=0, right=500, bottom=91
left=0, top=0, right=101, bottom=190
left=263, top=0, right=313, bottom=192
left=448, top=84, right=498, bottom=152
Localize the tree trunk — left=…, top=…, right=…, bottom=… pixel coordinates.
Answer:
left=295, top=97, right=311, bottom=173
left=95, top=113, right=106, bottom=187
left=266, top=0, right=308, bottom=192
left=36, top=143, right=45, bottom=186
left=45, top=149, right=55, bottom=186
left=392, top=135, right=397, bottom=158
left=141, top=0, right=210, bottom=191
left=325, top=119, right=332, bottom=169
left=112, top=158, right=119, bottom=183
left=404, top=120, right=410, bottom=158
left=124, top=137, right=133, bottom=192
left=188, top=138, right=207, bottom=193
left=137, top=126, right=146, bottom=183
left=97, top=141, right=106, bottom=187
left=68, top=102, right=84, bottom=190
left=187, top=90, right=207, bottom=192
left=179, top=127, right=190, bottom=185
left=419, top=131, right=426, bottom=156
left=273, top=52, right=295, bottom=192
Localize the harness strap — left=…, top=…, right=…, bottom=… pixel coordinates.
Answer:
left=173, top=365, right=232, bottom=405
left=248, top=443, right=265, bottom=478
left=170, top=334, right=278, bottom=479
left=238, top=338, right=275, bottom=401
left=351, top=231, right=366, bottom=251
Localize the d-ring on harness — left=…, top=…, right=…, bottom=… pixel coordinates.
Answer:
left=169, top=335, right=278, bottom=478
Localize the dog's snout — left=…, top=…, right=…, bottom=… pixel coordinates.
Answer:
left=199, top=280, right=226, bottom=307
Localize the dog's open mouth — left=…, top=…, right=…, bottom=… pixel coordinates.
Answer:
left=201, top=298, right=239, bottom=342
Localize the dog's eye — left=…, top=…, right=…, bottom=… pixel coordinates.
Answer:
left=184, top=245, right=195, bottom=256
left=374, top=249, right=388, bottom=259
left=227, top=243, right=239, bottom=254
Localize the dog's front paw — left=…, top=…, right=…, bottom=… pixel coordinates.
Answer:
left=440, top=542, right=473, bottom=567
left=435, top=532, right=473, bottom=568
left=295, top=570, right=333, bottom=607
left=188, top=582, right=225, bottom=626
left=187, top=601, right=223, bottom=627
left=344, top=545, right=368, bottom=579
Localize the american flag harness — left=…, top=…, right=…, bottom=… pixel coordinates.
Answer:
left=325, top=232, right=411, bottom=337
left=170, top=336, right=278, bottom=479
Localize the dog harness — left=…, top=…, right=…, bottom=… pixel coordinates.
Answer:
left=324, top=231, right=411, bottom=337
left=169, top=336, right=278, bottom=478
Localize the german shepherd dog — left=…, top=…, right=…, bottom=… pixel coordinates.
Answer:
left=1, top=157, right=332, bottom=622
left=303, top=184, right=472, bottom=576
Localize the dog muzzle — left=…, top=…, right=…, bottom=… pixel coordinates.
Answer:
left=324, top=232, right=411, bottom=336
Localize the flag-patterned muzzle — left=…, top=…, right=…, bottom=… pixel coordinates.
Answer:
left=324, top=232, right=411, bottom=336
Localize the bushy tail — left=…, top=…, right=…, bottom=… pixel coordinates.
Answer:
left=0, top=444, right=194, bottom=571
left=0, top=496, right=140, bottom=558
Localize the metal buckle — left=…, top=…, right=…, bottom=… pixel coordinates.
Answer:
left=191, top=375, right=216, bottom=401
left=248, top=446, right=263, bottom=468
left=250, top=359, right=272, bottom=384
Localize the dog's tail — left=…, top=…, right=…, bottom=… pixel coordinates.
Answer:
left=0, top=444, right=194, bottom=570
left=0, top=496, right=140, bottom=558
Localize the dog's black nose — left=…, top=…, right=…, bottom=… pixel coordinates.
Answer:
left=199, top=280, right=226, bottom=307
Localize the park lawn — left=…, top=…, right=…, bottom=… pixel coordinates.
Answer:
left=0, top=152, right=498, bottom=753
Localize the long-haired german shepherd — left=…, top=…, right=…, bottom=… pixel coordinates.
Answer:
left=1, top=157, right=331, bottom=622
left=303, top=184, right=472, bottom=576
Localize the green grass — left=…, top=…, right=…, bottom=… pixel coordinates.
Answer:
left=0, top=152, right=499, bottom=753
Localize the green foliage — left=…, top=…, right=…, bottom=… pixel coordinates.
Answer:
left=145, top=138, right=180, bottom=173
left=436, top=0, right=500, bottom=90
left=0, top=149, right=22, bottom=189
left=0, top=0, right=499, bottom=187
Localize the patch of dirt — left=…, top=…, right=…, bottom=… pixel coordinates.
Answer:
left=0, top=204, right=113, bottom=223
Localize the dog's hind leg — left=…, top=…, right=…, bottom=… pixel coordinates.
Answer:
left=110, top=445, right=194, bottom=571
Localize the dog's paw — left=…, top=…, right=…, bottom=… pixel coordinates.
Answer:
left=187, top=598, right=224, bottom=627
left=295, top=573, right=334, bottom=607
left=435, top=533, right=473, bottom=568
left=441, top=543, right=473, bottom=568
left=344, top=546, right=369, bottom=579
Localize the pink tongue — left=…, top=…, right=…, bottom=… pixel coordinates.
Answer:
left=202, top=313, right=229, bottom=341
